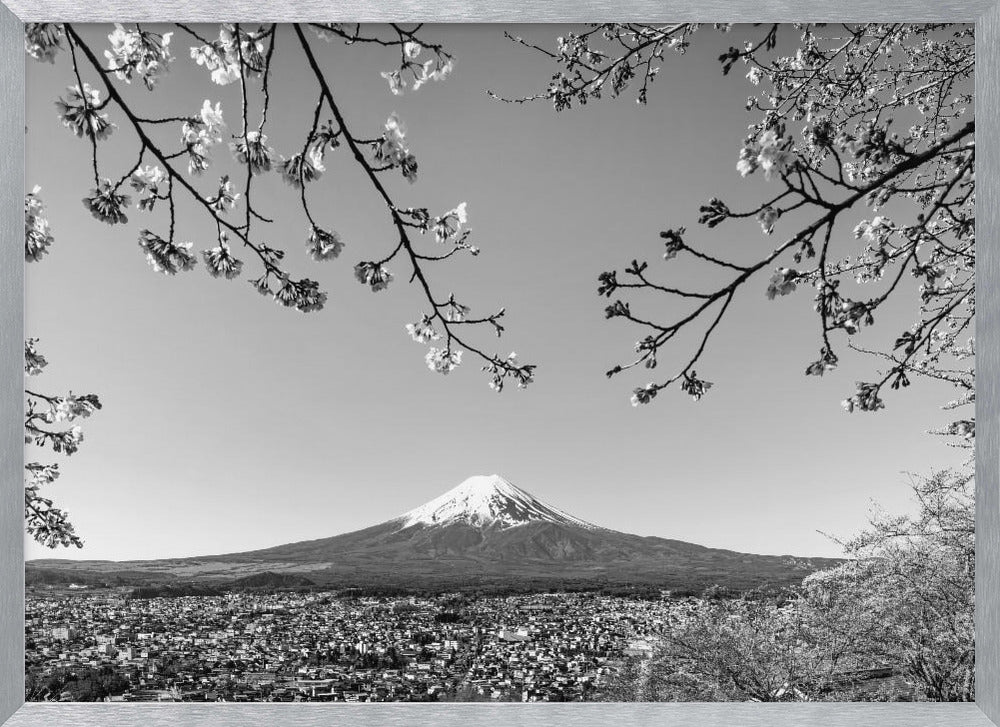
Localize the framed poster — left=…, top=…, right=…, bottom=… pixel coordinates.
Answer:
left=2, top=3, right=999, bottom=727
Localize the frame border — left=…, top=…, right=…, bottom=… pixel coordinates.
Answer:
left=2, top=5, right=998, bottom=726
left=2, top=1, right=1000, bottom=23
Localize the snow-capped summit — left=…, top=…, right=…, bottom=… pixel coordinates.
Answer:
left=395, top=474, right=598, bottom=531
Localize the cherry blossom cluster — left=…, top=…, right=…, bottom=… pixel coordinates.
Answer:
left=25, top=187, right=54, bottom=262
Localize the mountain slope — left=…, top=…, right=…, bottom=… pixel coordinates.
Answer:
left=27, top=474, right=842, bottom=591
left=204, top=474, right=842, bottom=588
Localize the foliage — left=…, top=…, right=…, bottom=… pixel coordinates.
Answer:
left=599, top=469, right=974, bottom=702
left=600, top=589, right=861, bottom=702
left=25, top=22, right=535, bottom=391
left=25, top=665, right=130, bottom=702
left=24, top=333, right=102, bottom=549
left=508, top=24, right=974, bottom=429
left=803, top=469, right=974, bottom=701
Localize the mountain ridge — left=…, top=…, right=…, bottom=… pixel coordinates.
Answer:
left=27, top=474, right=843, bottom=592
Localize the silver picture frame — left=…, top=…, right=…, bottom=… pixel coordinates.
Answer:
left=2, top=2, right=998, bottom=725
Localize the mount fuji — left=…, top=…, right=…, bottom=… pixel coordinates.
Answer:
left=28, top=474, right=841, bottom=591
left=395, top=474, right=599, bottom=531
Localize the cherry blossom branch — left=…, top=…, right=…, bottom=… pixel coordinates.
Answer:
left=37, top=22, right=535, bottom=389
left=294, top=24, right=535, bottom=390
left=491, top=23, right=703, bottom=108
left=585, top=22, right=974, bottom=410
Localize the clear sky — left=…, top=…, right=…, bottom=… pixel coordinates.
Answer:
left=24, top=24, right=968, bottom=561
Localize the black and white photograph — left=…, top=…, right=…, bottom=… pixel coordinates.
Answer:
left=21, top=22, right=975, bottom=704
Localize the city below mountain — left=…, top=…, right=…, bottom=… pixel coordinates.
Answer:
left=27, top=474, right=842, bottom=593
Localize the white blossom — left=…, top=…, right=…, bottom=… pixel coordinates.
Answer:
left=25, top=23, right=64, bottom=63
left=432, top=202, right=468, bottom=244
left=56, top=84, right=114, bottom=141
left=354, top=262, right=393, bottom=292
left=207, top=175, right=240, bottom=212
left=381, top=70, right=405, bottom=95
left=230, top=131, right=274, bottom=175
left=306, top=227, right=344, bottom=261
left=82, top=180, right=131, bottom=225
left=138, top=229, right=197, bottom=275
left=311, top=24, right=344, bottom=42
left=405, top=315, right=440, bottom=343
left=199, top=99, right=225, bottom=132
left=756, top=130, right=795, bottom=180
left=182, top=115, right=224, bottom=176
left=279, top=146, right=325, bottom=188
left=757, top=206, right=778, bottom=235
left=105, top=23, right=173, bottom=89
left=854, top=216, right=895, bottom=243
left=373, top=114, right=418, bottom=183
left=412, top=58, right=454, bottom=91
left=190, top=29, right=243, bottom=86
left=202, top=234, right=243, bottom=279
left=131, top=165, right=166, bottom=191
left=766, top=268, right=799, bottom=299
left=736, top=145, right=757, bottom=177
left=444, top=300, right=471, bottom=322
left=486, top=352, right=533, bottom=392
left=25, top=187, right=54, bottom=262
left=425, top=347, right=462, bottom=375
left=631, top=383, right=658, bottom=406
